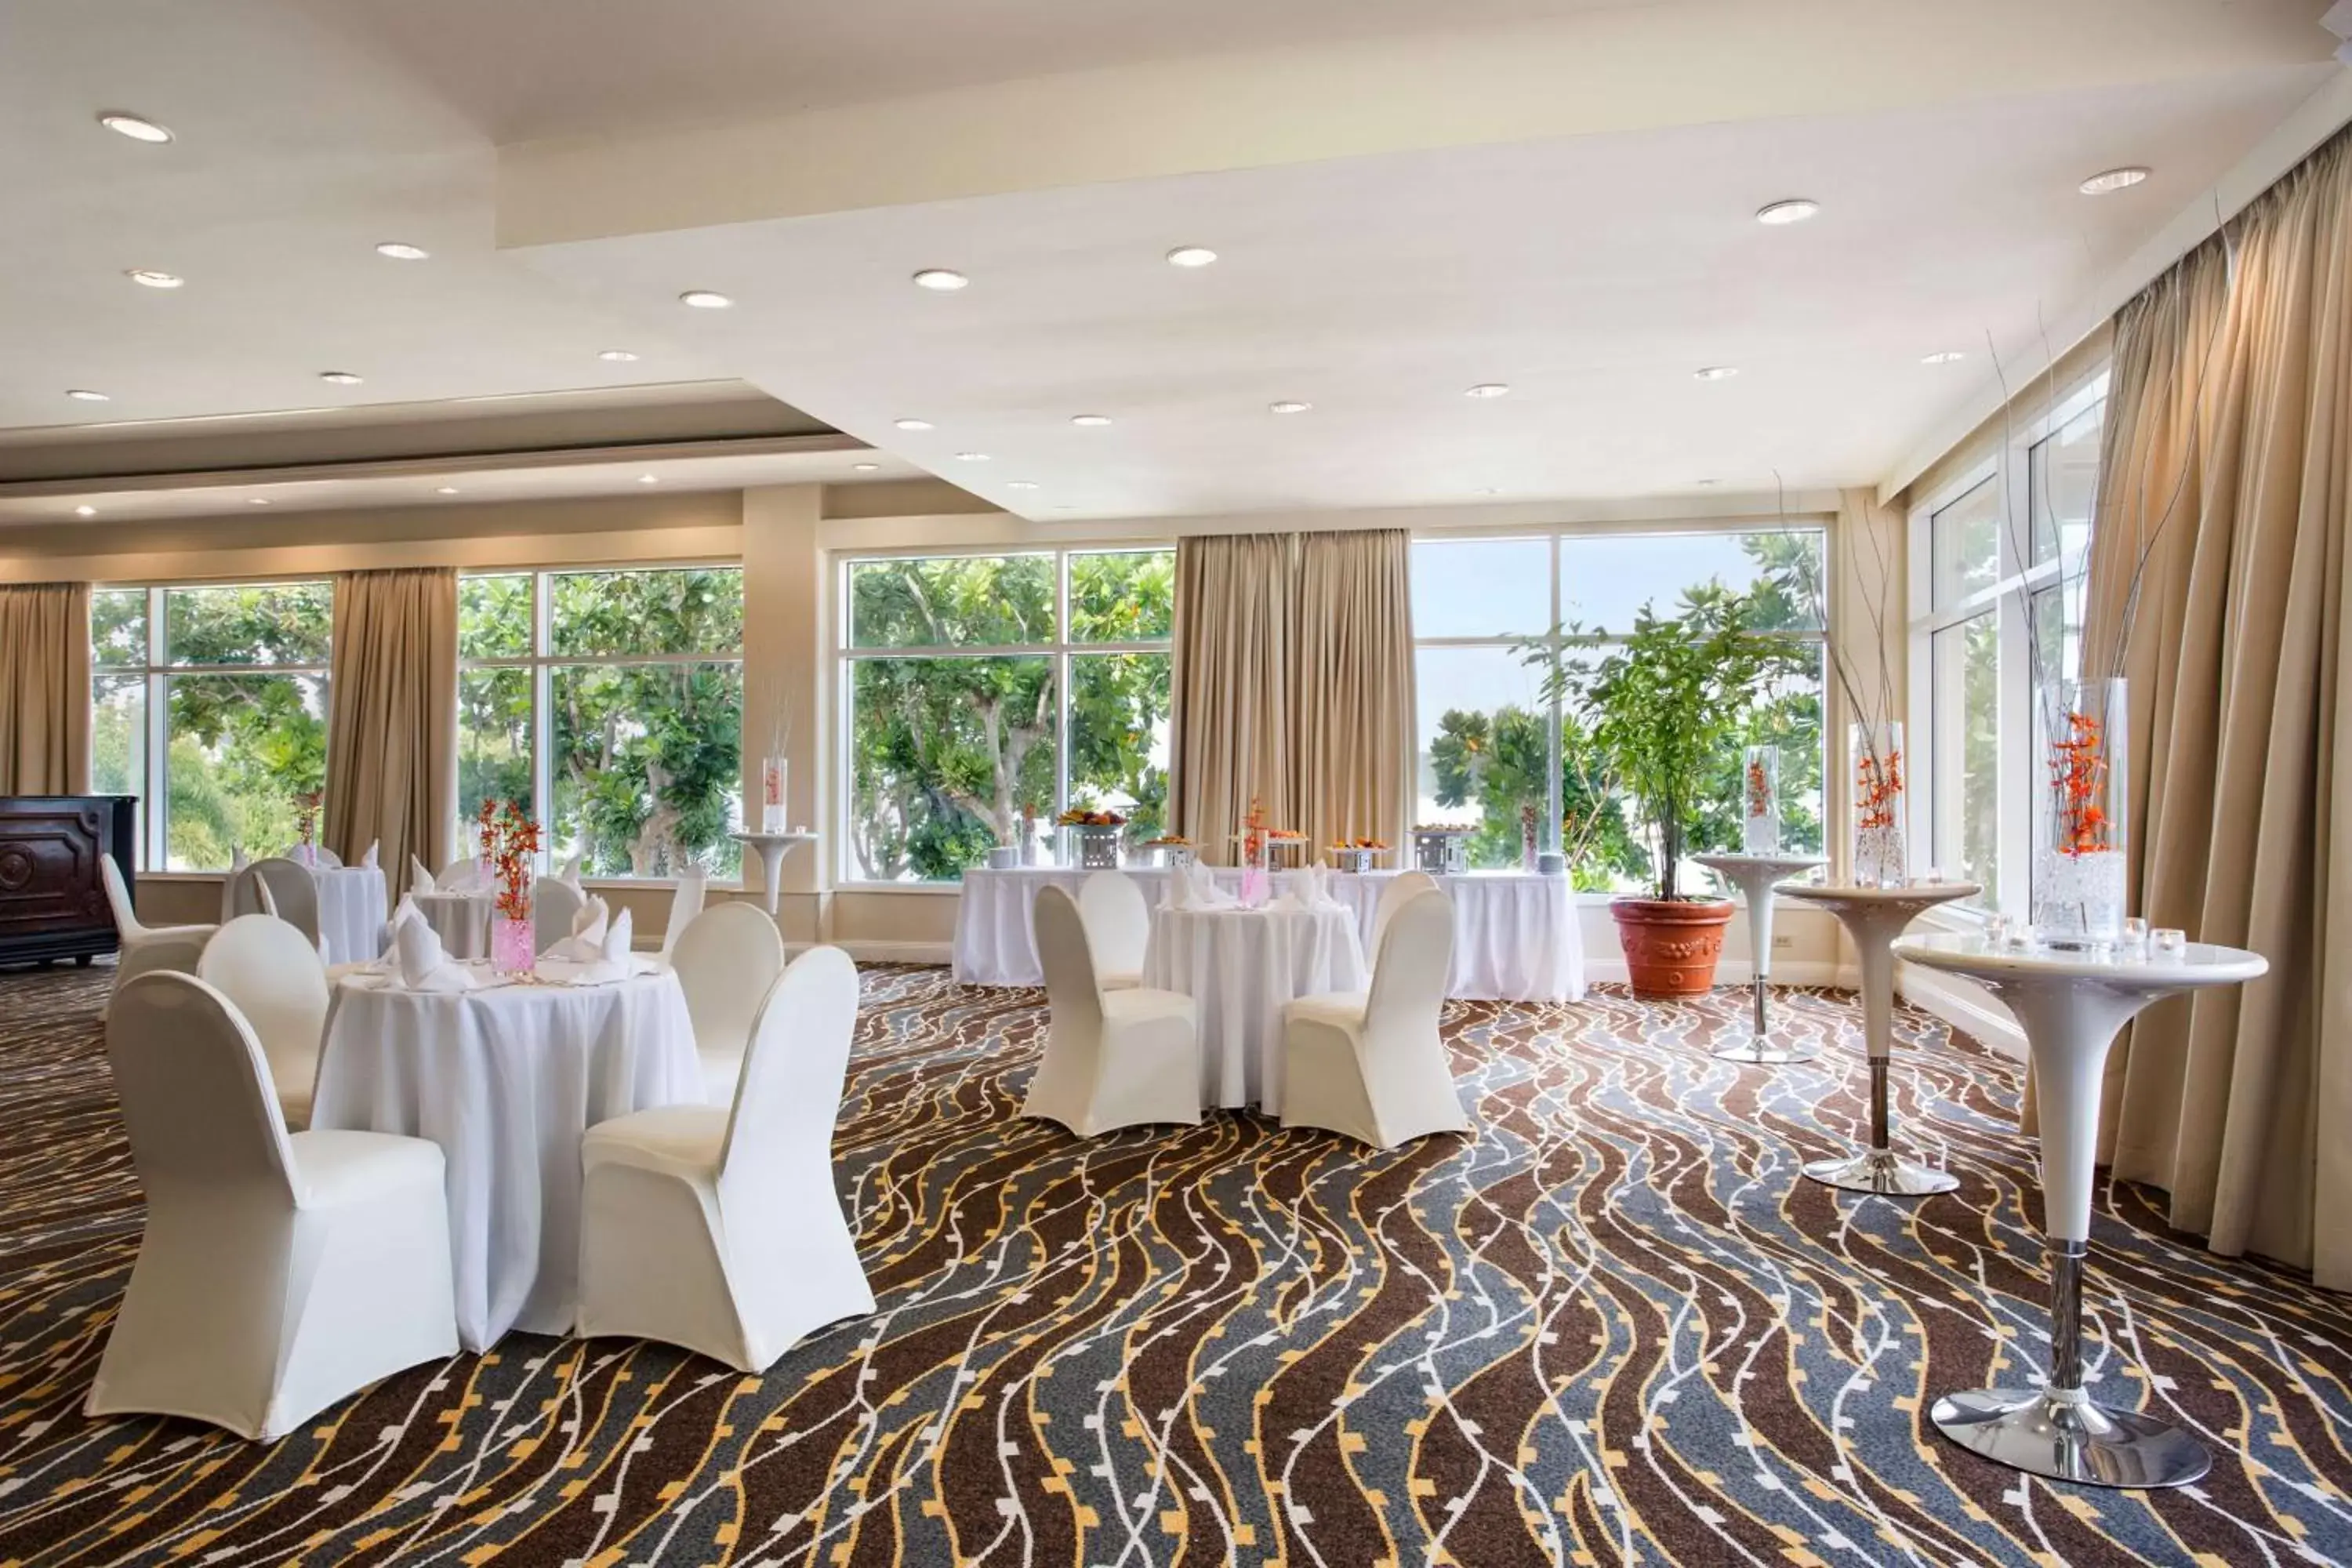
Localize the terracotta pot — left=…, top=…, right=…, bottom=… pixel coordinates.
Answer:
left=1610, top=897, right=1736, bottom=998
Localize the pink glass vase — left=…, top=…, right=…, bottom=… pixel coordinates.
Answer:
left=491, top=915, right=535, bottom=977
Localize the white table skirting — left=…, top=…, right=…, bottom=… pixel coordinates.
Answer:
left=313, top=865, right=388, bottom=967
left=413, top=890, right=495, bottom=961
left=1142, top=902, right=1367, bottom=1112
left=310, top=958, right=703, bottom=1352
left=953, top=866, right=1583, bottom=1002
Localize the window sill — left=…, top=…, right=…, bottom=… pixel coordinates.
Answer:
left=835, top=881, right=964, bottom=895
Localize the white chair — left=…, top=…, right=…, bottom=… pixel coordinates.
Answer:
left=577, top=946, right=873, bottom=1373
left=310, top=847, right=343, bottom=868
left=1279, top=888, right=1469, bottom=1149
left=85, top=972, right=456, bottom=1441
left=1366, top=870, right=1439, bottom=975
left=660, top=866, right=709, bottom=959
left=532, top=876, right=587, bottom=956
left=100, top=854, right=213, bottom=1009
left=1022, top=885, right=1200, bottom=1137
left=1076, top=870, right=1150, bottom=991
left=670, top=902, right=787, bottom=1104
left=233, top=857, right=325, bottom=955
left=198, top=915, right=329, bottom=1131
left=434, top=855, right=478, bottom=886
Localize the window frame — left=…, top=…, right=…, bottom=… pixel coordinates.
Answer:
left=1906, top=373, right=2108, bottom=921
left=833, top=544, right=1174, bottom=887
left=457, top=561, right=746, bottom=884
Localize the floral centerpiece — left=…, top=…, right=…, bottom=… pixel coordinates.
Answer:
left=294, top=789, right=324, bottom=867
left=477, top=798, right=543, bottom=975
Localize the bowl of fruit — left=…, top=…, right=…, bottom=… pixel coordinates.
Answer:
left=1326, top=837, right=1391, bottom=874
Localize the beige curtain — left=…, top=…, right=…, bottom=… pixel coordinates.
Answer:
left=1170, top=529, right=1414, bottom=860
left=0, top=583, right=91, bottom=796
left=324, top=568, right=456, bottom=878
left=2078, top=128, right=2352, bottom=1290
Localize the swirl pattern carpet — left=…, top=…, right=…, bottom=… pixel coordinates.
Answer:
left=0, top=962, right=2347, bottom=1566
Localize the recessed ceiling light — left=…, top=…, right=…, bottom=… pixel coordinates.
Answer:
left=1007, top=480, right=1039, bottom=490
left=74, top=505, right=97, bottom=517
left=852, top=462, right=880, bottom=472
left=1476, top=487, right=1501, bottom=496
left=1693, top=365, right=1740, bottom=381
left=1465, top=383, right=1510, bottom=399
left=954, top=452, right=990, bottom=463
left=2078, top=166, right=2150, bottom=195
left=66, top=388, right=109, bottom=401
left=1695, top=478, right=1719, bottom=487
left=318, top=370, right=363, bottom=385
left=894, top=418, right=934, bottom=431
left=1921, top=350, right=1967, bottom=365
left=1755, top=198, right=1820, bottom=226
left=912, top=268, right=969, bottom=291
left=98, top=111, right=172, bottom=144
left=374, top=241, right=429, bottom=261
left=678, top=289, right=732, bottom=309
left=248, top=497, right=271, bottom=506
left=125, top=268, right=183, bottom=289
left=637, top=474, right=660, bottom=485
left=1166, top=245, right=1218, bottom=268
left=597, top=348, right=640, bottom=362
left=435, top=485, right=461, bottom=495
left=1070, top=414, right=1112, bottom=426
left=1269, top=400, right=1312, bottom=415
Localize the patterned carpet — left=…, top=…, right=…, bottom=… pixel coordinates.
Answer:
left=0, top=964, right=2347, bottom=1567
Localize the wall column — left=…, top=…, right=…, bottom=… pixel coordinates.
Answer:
left=741, top=485, right=828, bottom=945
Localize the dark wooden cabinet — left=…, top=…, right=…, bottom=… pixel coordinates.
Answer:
left=0, top=795, right=136, bottom=969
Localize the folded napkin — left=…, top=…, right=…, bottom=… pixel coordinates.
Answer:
left=361, top=840, right=380, bottom=869
left=1297, top=862, right=1342, bottom=910
left=410, top=855, right=437, bottom=895
left=441, top=857, right=483, bottom=894
left=561, top=907, right=633, bottom=984
left=1169, top=858, right=1238, bottom=910
left=542, top=896, right=612, bottom=963
left=558, top=854, right=585, bottom=893
left=390, top=915, right=477, bottom=992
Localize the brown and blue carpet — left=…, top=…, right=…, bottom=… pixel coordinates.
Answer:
left=0, top=963, right=2347, bottom=1566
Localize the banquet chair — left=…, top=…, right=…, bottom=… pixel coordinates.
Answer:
left=670, top=902, right=787, bottom=1104
left=532, top=876, right=587, bottom=956
left=1366, top=871, right=1439, bottom=975
left=1022, top=885, right=1200, bottom=1137
left=577, top=946, right=873, bottom=1373
left=1279, top=888, right=1469, bottom=1149
left=434, top=855, right=478, bottom=886
left=85, top=973, right=456, bottom=1442
left=100, top=854, right=215, bottom=1013
left=198, top=915, right=330, bottom=1131
left=660, top=866, right=709, bottom=959
left=235, top=858, right=325, bottom=956
left=1076, top=871, right=1150, bottom=991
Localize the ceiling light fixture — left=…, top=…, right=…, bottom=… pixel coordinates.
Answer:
left=1921, top=350, right=1966, bottom=365
left=98, top=111, right=172, bottom=143
left=1007, top=480, right=1039, bottom=490
left=637, top=474, right=660, bottom=485
left=66, top=388, right=109, bottom=401
left=318, top=370, right=362, bottom=385
left=1755, top=198, right=1820, bottom=226
left=912, top=268, right=969, bottom=291
left=2078, top=165, right=2150, bottom=195
left=894, top=417, right=933, bottom=431
left=1165, top=245, right=1218, bottom=268
left=1693, top=365, right=1740, bottom=381
left=852, top=463, right=880, bottom=472
left=248, top=497, right=271, bottom=506
left=1070, top=413, right=1112, bottom=426
left=125, top=268, right=183, bottom=289
left=1269, top=400, right=1312, bottom=415
left=678, top=289, right=732, bottom=309
left=597, top=348, right=640, bottom=362
left=435, top=486, right=461, bottom=495
left=954, top=452, right=990, bottom=462
left=374, top=241, right=429, bottom=260
left=75, top=505, right=98, bottom=517
left=1464, top=383, right=1510, bottom=399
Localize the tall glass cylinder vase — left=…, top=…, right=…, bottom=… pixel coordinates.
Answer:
left=760, top=756, right=789, bottom=833
left=492, top=913, right=535, bottom=977
left=1742, top=744, right=1782, bottom=854
left=1851, top=720, right=1907, bottom=888
left=2033, top=678, right=2128, bottom=947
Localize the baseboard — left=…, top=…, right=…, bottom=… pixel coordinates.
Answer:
left=1899, top=964, right=2027, bottom=1059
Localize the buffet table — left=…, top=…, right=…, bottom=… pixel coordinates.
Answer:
left=953, top=865, right=1583, bottom=1001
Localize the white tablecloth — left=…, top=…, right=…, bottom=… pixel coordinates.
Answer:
left=413, top=890, right=494, bottom=961
left=311, top=865, right=388, bottom=967
left=954, top=866, right=1583, bottom=1001
left=1142, top=902, right=1366, bottom=1112
left=310, top=958, right=702, bottom=1351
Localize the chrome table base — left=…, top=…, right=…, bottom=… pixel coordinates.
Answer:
left=1802, top=1058, right=1955, bottom=1196
left=1710, top=978, right=1818, bottom=1065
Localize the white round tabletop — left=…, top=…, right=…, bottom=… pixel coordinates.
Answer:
left=1693, top=852, right=1828, bottom=874
left=1780, top=880, right=1981, bottom=906
left=1893, top=931, right=2267, bottom=990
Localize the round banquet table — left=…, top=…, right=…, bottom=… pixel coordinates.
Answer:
left=413, top=889, right=495, bottom=961
left=1142, top=901, right=1367, bottom=1114
left=310, top=956, right=703, bottom=1352
left=311, top=864, right=389, bottom=967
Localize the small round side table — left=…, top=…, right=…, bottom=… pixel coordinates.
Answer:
left=1894, top=931, right=2267, bottom=1489
left=1777, top=880, right=1978, bottom=1196
left=1693, top=852, right=1828, bottom=1063
left=728, top=832, right=817, bottom=918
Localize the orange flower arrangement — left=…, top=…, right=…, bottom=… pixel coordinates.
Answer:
left=2048, top=711, right=2111, bottom=855
left=475, top=797, right=543, bottom=923
left=1855, top=748, right=1904, bottom=833
left=1745, top=757, right=1772, bottom=819
left=294, top=789, right=324, bottom=848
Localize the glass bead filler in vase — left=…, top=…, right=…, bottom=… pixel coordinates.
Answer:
left=1851, top=721, right=1907, bottom=888
left=2033, top=678, right=2128, bottom=947
left=1741, top=744, right=1781, bottom=855
left=491, top=916, right=535, bottom=977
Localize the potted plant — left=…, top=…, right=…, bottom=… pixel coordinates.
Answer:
left=1547, top=585, right=1802, bottom=997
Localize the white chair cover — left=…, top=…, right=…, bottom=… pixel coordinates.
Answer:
left=100, top=854, right=214, bottom=1009
left=219, top=847, right=251, bottom=924
left=1076, top=870, right=1150, bottom=990
left=661, top=867, right=709, bottom=958
left=198, top=915, right=329, bottom=1130
left=532, top=876, right=587, bottom=956
left=577, top=946, right=874, bottom=1373
left=235, top=858, right=324, bottom=956
left=1367, top=870, right=1439, bottom=974
left=1022, top=886, right=1200, bottom=1137
left=85, top=973, right=457, bottom=1441
left=1280, top=888, right=1469, bottom=1149
left=670, top=902, right=787, bottom=1104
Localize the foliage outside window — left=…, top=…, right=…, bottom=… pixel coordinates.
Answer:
left=842, top=550, right=1174, bottom=883
left=1414, top=531, right=1826, bottom=891
left=90, top=581, right=332, bottom=871
left=458, top=567, right=744, bottom=880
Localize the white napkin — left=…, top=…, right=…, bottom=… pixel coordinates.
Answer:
left=1299, top=863, right=1341, bottom=909
left=442, top=857, right=482, bottom=894
left=558, top=854, right=584, bottom=893
left=390, top=915, right=477, bottom=992
left=409, top=855, right=437, bottom=895
left=564, top=908, right=633, bottom=984
left=1174, top=858, right=1237, bottom=910
left=542, top=896, right=612, bottom=963
left=361, top=840, right=380, bottom=869
left=664, top=866, right=707, bottom=953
